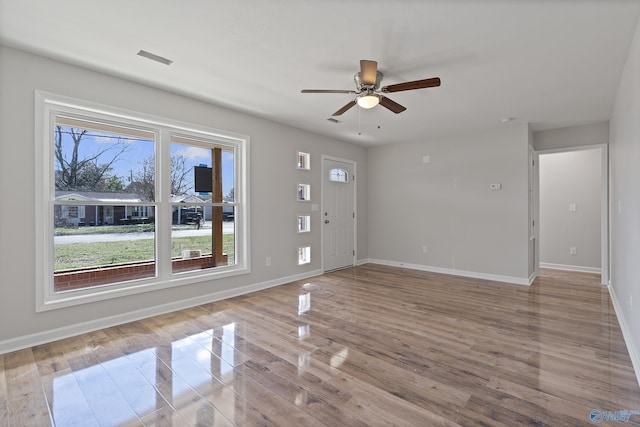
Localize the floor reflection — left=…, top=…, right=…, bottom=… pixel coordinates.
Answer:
left=45, top=324, right=243, bottom=426
left=298, top=292, right=311, bottom=315
left=298, top=324, right=310, bottom=340
left=49, top=348, right=160, bottom=427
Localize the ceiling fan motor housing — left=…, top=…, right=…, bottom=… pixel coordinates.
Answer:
left=354, top=71, right=383, bottom=92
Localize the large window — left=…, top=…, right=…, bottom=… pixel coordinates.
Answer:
left=36, top=92, right=249, bottom=311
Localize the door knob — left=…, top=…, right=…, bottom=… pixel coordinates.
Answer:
left=324, top=220, right=330, bottom=224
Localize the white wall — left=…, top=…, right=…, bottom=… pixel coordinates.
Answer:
left=539, top=149, right=601, bottom=272
left=0, top=45, right=367, bottom=350
left=533, top=122, right=609, bottom=151
left=609, top=16, right=640, bottom=384
left=367, top=123, right=531, bottom=284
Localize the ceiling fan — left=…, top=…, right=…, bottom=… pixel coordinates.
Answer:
left=301, top=59, right=441, bottom=116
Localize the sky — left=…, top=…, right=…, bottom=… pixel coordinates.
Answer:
left=56, top=127, right=235, bottom=197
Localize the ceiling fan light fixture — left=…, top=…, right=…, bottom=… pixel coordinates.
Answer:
left=357, top=94, right=380, bottom=109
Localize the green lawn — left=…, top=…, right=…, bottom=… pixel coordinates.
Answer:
left=54, top=224, right=198, bottom=236
left=54, top=235, right=235, bottom=271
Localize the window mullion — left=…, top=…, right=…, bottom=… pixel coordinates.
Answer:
left=156, top=129, right=172, bottom=280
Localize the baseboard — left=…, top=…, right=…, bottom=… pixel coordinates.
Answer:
left=608, top=284, right=640, bottom=387
left=0, top=269, right=323, bottom=355
left=540, top=262, right=601, bottom=274
left=366, top=258, right=530, bottom=286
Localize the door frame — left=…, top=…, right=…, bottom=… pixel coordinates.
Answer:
left=534, top=143, right=609, bottom=285
left=321, top=155, right=357, bottom=272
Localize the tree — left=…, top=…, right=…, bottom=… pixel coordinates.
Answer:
left=170, top=154, right=192, bottom=196
left=225, top=187, right=234, bottom=202
left=128, top=153, right=192, bottom=201
left=54, top=126, right=129, bottom=191
left=127, top=156, right=155, bottom=202
left=102, top=175, right=126, bottom=192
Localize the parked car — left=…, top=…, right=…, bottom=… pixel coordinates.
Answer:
left=183, top=210, right=203, bottom=225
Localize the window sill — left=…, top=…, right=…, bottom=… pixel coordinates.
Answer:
left=37, top=264, right=250, bottom=312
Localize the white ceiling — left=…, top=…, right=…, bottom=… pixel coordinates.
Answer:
left=1, top=0, right=639, bottom=146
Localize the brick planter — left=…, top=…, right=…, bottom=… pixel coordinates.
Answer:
left=54, top=254, right=228, bottom=292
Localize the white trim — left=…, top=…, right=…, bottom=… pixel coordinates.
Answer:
left=321, top=155, right=357, bottom=272
left=539, top=262, right=602, bottom=274
left=535, top=144, right=609, bottom=285
left=609, top=284, right=640, bottom=387
left=0, top=269, right=322, bottom=356
left=365, top=259, right=530, bottom=286
left=532, top=147, right=540, bottom=279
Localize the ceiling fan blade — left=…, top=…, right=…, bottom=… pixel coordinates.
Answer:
left=301, top=89, right=356, bottom=94
left=332, top=100, right=357, bottom=116
left=379, top=96, right=406, bottom=114
left=360, top=60, right=378, bottom=86
left=381, top=77, right=441, bottom=93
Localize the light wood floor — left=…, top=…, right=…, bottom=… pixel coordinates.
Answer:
left=2, top=264, right=640, bottom=426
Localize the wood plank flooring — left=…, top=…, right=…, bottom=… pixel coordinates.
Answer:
left=1, top=264, right=640, bottom=426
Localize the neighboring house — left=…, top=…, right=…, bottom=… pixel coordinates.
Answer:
left=171, top=194, right=206, bottom=224
left=171, top=194, right=235, bottom=222
left=54, top=192, right=233, bottom=227
left=55, top=191, right=152, bottom=226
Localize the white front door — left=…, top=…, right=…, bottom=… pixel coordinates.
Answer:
left=322, top=158, right=355, bottom=271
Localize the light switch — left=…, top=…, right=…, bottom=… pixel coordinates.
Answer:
left=569, top=203, right=577, bottom=212
left=422, top=155, right=430, bottom=164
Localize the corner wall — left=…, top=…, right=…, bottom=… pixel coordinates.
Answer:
left=366, top=124, right=530, bottom=284
left=609, top=16, right=640, bottom=385
left=0, top=45, right=368, bottom=351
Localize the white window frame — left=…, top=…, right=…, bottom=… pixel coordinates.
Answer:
left=297, top=215, right=311, bottom=233
left=298, top=246, right=311, bottom=265
left=296, top=151, right=310, bottom=171
left=35, top=91, right=250, bottom=312
left=329, top=168, right=349, bottom=183
left=297, top=183, right=311, bottom=201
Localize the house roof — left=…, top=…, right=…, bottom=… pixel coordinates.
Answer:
left=55, top=191, right=146, bottom=203
left=170, top=195, right=207, bottom=204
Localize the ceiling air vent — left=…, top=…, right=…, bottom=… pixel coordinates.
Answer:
left=137, top=50, right=173, bottom=66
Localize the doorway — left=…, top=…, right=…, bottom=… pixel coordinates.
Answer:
left=535, top=144, right=608, bottom=285
left=321, top=156, right=356, bottom=272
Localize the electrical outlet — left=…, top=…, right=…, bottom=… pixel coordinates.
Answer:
left=570, top=247, right=577, bottom=255
left=266, top=257, right=271, bottom=267
left=422, top=245, right=428, bottom=254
